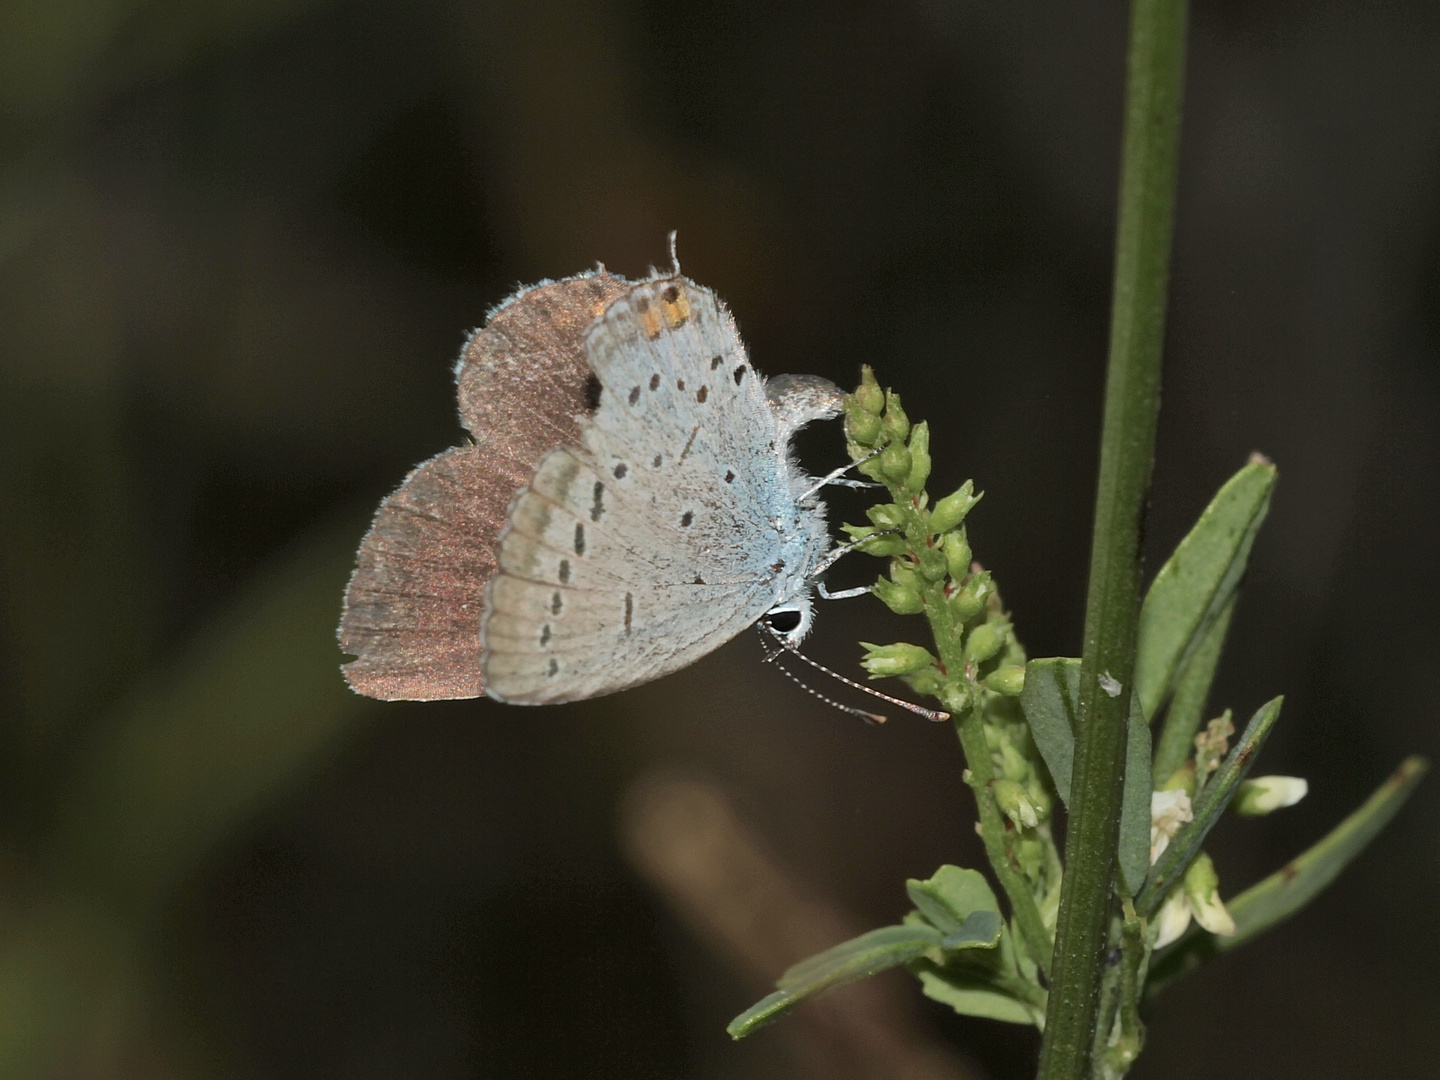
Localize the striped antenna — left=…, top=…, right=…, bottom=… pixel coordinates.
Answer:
left=757, top=622, right=950, bottom=723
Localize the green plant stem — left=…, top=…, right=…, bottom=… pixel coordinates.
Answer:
left=1088, top=916, right=1125, bottom=1066
left=954, top=714, right=1054, bottom=974
left=1036, top=2, right=1187, bottom=1077
left=918, top=578, right=1055, bottom=975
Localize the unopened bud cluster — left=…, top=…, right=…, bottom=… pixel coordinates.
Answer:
left=844, top=367, right=1024, bottom=719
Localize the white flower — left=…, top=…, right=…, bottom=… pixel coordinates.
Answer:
left=1153, top=850, right=1236, bottom=949
left=1231, top=775, right=1308, bottom=817
left=1153, top=890, right=1193, bottom=948
left=1150, top=789, right=1193, bottom=865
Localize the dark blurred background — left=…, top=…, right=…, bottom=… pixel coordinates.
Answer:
left=2, top=1, right=1438, bottom=1077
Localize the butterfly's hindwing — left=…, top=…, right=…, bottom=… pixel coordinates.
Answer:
left=480, top=277, right=796, bottom=703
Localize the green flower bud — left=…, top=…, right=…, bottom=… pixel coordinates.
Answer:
left=999, top=736, right=1029, bottom=781
left=1230, top=775, right=1308, bottom=817
left=860, top=641, right=936, bottom=678
left=941, top=683, right=974, bottom=716
left=1015, top=833, right=1046, bottom=877
left=889, top=559, right=922, bottom=590
left=872, top=576, right=923, bottom=615
left=879, top=440, right=912, bottom=485
left=903, top=667, right=944, bottom=697
left=942, top=529, right=972, bottom=580
left=856, top=533, right=907, bottom=557
left=843, top=524, right=907, bottom=556
left=964, top=621, right=1005, bottom=664
left=929, top=481, right=981, bottom=536
left=904, top=421, right=931, bottom=494
left=856, top=449, right=886, bottom=482
left=950, top=571, right=993, bottom=622
left=984, top=665, right=1026, bottom=697
left=916, top=544, right=948, bottom=582
left=866, top=503, right=906, bottom=530
left=993, top=779, right=1039, bottom=829
left=844, top=403, right=883, bottom=446
left=1026, top=780, right=1053, bottom=820
left=883, top=393, right=910, bottom=442
left=854, top=366, right=885, bottom=414
left=1160, top=760, right=1197, bottom=797
left=1183, top=851, right=1235, bottom=936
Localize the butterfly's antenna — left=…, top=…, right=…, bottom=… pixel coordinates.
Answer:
left=667, top=230, right=681, bottom=275
left=758, top=622, right=950, bottom=723
left=759, top=629, right=887, bottom=725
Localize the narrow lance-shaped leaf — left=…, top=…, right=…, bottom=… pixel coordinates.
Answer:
left=1152, top=594, right=1233, bottom=785
left=727, top=925, right=941, bottom=1038
left=1020, top=658, right=1152, bottom=894
left=1147, top=755, right=1428, bottom=995
left=1134, top=459, right=1276, bottom=720
left=1138, top=696, right=1284, bottom=916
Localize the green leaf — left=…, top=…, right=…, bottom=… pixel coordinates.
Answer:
left=1117, top=711, right=1153, bottom=898
left=1138, top=696, right=1284, bottom=916
left=776, top=924, right=942, bottom=990
left=1148, top=756, right=1428, bottom=995
left=1020, top=658, right=1152, bottom=894
left=906, top=864, right=1001, bottom=933
left=727, top=925, right=942, bottom=1038
left=1134, top=459, right=1275, bottom=720
left=941, top=912, right=1005, bottom=950
left=914, top=965, right=1042, bottom=1026
left=1152, top=595, right=1234, bottom=785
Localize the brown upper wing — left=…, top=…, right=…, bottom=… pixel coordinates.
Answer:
left=339, top=270, right=629, bottom=699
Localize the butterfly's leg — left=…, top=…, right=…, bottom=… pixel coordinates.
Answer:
left=807, top=527, right=901, bottom=580
left=797, top=448, right=883, bottom=503
left=816, top=581, right=870, bottom=601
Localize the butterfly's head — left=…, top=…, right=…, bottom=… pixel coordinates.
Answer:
left=761, top=592, right=816, bottom=648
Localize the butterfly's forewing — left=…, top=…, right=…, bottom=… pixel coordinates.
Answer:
left=339, top=271, right=627, bottom=700
left=480, top=276, right=800, bottom=704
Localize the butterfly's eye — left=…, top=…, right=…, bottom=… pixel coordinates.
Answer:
left=764, top=610, right=802, bottom=635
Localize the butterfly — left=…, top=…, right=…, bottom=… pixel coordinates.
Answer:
left=338, top=265, right=847, bottom=705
